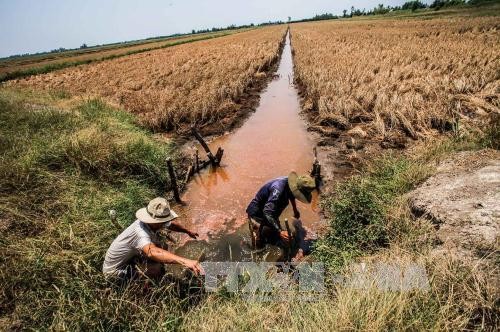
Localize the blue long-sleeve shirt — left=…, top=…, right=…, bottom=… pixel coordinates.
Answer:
left=246, top=176, right=293, bottom=232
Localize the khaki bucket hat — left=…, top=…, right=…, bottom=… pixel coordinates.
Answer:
left=288, top=171, right=316, bottom=204
left=136, top=197, right=178, bottom=224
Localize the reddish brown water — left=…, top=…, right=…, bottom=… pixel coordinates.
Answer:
left=173, top=32, right=320, bottom=259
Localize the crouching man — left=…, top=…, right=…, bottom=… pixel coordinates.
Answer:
left=103, top=197, right=203, bottom=281
left=246, top=171, right=316, bottom=248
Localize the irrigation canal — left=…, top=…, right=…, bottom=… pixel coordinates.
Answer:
left=173, top=31, right=321, bottom=263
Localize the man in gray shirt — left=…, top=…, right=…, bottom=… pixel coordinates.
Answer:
left=103, top=197, right=203, bottom=280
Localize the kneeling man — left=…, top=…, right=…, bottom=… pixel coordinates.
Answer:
left=103, top=197, right=203, bottom=281
left=246, top=171, right=316, bottom=247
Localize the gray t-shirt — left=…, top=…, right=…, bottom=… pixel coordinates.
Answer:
left=102, top=219, right=166, bottom=275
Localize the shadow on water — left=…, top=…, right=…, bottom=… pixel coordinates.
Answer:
left=172, top=31, right=321, bottom=262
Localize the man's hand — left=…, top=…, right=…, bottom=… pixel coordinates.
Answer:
left=293, top=209, right=300, bottom=219
left=182, top=259, right=204, bottom=276
left=168, top=221, right=199, bottom=239
left=279, top=230, right=290, bottom=244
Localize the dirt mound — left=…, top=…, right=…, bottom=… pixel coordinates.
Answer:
left=410, top=149, right=499, bottom=264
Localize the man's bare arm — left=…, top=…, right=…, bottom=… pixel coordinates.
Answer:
left=142, top=243, right=203, bottom=275
left=168, top=220, right=199, bottom=239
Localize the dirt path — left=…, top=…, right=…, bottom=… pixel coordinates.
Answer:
left=171, top=31, right=322, bottom=261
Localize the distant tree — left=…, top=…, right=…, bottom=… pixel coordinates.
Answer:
left=311, top=13, right=338, bottom=20
left=353, top=8, right=364, bottom=16
left=430, top=0, right=465, bottom=9
left=80, top=43, right=87, bottom=49
left=373, top=3, right=391, bottom=14
left=350, top=6, right=355, bottom=16
left=430, top=0, right=445, bottom=8
left=402, top=1, right=427, bottom=11
left=343, top=9, right=348, bottom=17
left=52, top=47, right=67, bottom=53
left=288, top=16, right=291, bottom=22
left=468, top=0, right=497, bottom=4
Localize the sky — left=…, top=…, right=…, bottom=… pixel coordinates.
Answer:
left=0, top=0, right=430, bottom=58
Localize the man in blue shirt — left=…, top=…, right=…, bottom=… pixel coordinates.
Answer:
left=246, top=171, right=316, bottom=247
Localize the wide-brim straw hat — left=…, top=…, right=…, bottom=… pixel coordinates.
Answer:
left=136, top=197, right=178, bottom=224
left=288, top=171, right=316, bottom=204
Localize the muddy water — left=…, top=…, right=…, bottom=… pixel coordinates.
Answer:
left=173, top=31, right=320, bottom=261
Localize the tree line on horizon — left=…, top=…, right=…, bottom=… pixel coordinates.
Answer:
left=3, top=0, right=495, bottom=60
left=2, top=20, right=285, bottom=60
left=293, top=0, right=495, bottom=22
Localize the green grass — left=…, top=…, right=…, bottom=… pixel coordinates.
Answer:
left=0, top=88, right=193, bottom=329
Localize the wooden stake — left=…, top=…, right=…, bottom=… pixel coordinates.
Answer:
left=247, top=217, right=256, bottom=249
left=214, top=147, right=224, bottom=165
left=195, top=149, right=199, bottom=172
left=311, top=147, right=321, bottom=188
left=108, top=209, right=122, bottom=231
left=166, top=158, right=181, bottom=203
left=284, top=218, right=293, bottom=262
left=191, top=127, right=216, bottom=166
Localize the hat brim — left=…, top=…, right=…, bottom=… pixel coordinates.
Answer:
left=288, top=171, right=312, bottom=204
left=292, top=188, right=312, bottom=204
left=135, top=207, right=178, bottom=224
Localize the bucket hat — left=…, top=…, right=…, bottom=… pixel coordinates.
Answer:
left=136, top=197, right=178, bottom=224
left=288, top=171, right=316, bottom=204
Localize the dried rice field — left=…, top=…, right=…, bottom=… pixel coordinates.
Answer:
left=0, top=31, right=232, bottom=77
left=291, top=17, right=500, bottom=145
left=14, top=26, right=286, bottom=132
left=11, top=17, right=499, bottom=143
